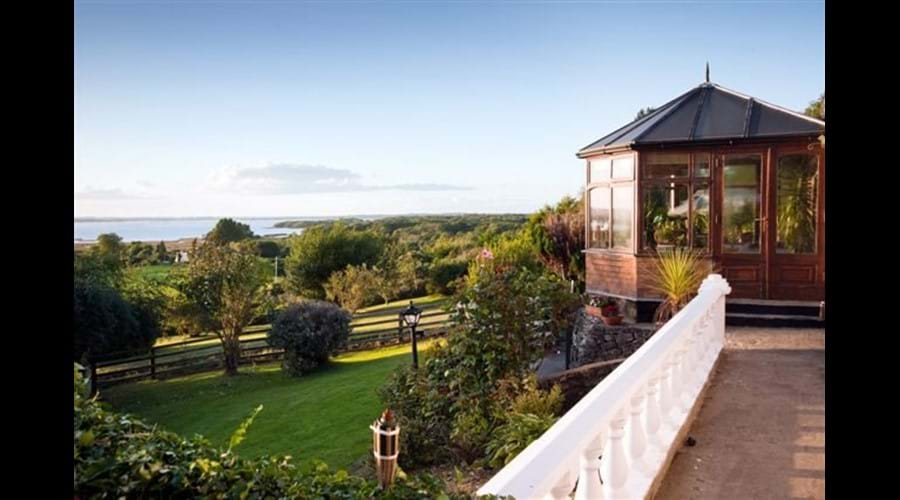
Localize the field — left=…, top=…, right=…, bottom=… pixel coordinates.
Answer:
left=102, top=339, right=440, bottom=469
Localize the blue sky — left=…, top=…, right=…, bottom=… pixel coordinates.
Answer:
left=74, top=0, right=824, bottom=218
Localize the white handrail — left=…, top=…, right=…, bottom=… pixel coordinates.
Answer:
left=477, top=274, right=731, bottom=499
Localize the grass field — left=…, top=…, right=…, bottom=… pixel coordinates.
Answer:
left=102, top=339, right=440, bottom=469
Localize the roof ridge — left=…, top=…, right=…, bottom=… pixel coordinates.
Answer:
left=712, top=83, right=825, bottom=126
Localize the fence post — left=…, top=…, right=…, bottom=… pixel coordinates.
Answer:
left=398, top=313, right=404, bottom=342
left=150, top=346, right=156, bottom=379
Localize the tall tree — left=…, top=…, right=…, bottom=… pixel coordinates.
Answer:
left=206, top=218, right=255, bottom=245
left=526, top=195, right=585, bottom=285
left=94, top=233, right=125, bottom=264
left=179, top=243, right=264, bottom=375
left=804, top=93, right=825, bottom=120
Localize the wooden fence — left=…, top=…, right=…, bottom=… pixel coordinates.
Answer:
left=91, top=299, right=453, bottom=387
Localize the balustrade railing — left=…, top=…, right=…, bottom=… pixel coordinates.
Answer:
left=477, top=274, right=731, bottom=499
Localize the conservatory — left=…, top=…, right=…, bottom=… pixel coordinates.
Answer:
left=579, top=80, right=825, bottom=321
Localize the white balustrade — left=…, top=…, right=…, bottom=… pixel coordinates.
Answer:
left=477, top=274, right=731, bottom=499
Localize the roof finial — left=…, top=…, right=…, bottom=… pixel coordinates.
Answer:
left=705, top=62, right=710, bottom=83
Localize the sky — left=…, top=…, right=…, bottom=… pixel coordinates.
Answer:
left=74, top=0, right=824, bottom=218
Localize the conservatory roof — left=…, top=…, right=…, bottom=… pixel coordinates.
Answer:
left=576, top=83, right=825, bottom=157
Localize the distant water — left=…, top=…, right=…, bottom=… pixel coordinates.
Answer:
left=74, top=218, right=305, bottom=243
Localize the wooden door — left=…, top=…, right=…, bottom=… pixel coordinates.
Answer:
left=766, top=146, right=825, bottom=300
left=715, top=151, right=767, bottom=299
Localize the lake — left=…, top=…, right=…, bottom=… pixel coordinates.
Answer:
left=74, top=218, right=307, bottom=243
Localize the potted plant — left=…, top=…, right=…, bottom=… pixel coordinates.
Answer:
left=584, top=296, right=604, bottom=318
left=653, top=219, right=686, bottom=251
left=599, top=298, right=623, bottom=326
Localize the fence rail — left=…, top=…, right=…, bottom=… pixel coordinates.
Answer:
left=93, top=299, right=453, bottom=386
left=476, top=274, right=731, bottom=499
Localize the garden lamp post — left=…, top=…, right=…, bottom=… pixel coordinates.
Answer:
left=400, top=301, right=422, bottom=369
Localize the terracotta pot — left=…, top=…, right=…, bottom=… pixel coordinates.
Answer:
left=585, top=305, right=604, bottom=317
left=601, top=315, right=623, bottom=326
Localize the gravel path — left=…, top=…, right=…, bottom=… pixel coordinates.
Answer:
left=654, top=327, right=825, bottom=500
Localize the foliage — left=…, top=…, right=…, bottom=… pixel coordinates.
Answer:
left=124, top=241, right=160, bottom=266
left=380, top=258, right=579, bottom=468
left=426, top=257, right=470, bottom=295
left=155, top=241, right=170, bottom=263
left=635, top=106, right=657, bottom=120
left=648, top=247, right=709, bottom=324
left=804, top=92, right=825, bottom=120
left=507, top=378, right=563, bottom=417
left=254, top=239, right=284, bottom=259
left=74, top=365, right=461, bottom=499
left=268, top=300, right=352, bottom=376
left=179, top=243, right=265, bottom=375
left=75, top=250, right=124, bottom=289
left=95, top=232, right=125, bottom=262
left=526, top=195, right=585, bottom=286
left=776, top=156, right=818, bottom=254
left=324, top=263, right=382, bottom=312
left=206, top=218, right=255, bottom=245
left=285, top=223, right=386, bottom=299
left=487, top=232, right=541, bottom=273
left=73, top=281, right=158, bottom=363
left=485, top=412, right=558, bottom=468
left=228, top=405, right=264, bottom=452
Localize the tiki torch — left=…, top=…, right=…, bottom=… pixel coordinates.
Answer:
left=370, top=408, right=400, bottom=489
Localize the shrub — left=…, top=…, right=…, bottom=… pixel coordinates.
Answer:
left=324, top=264, right=381, bottom=312
left=73, top=281, right=158, bottom=363
left=507, top=377, right=563, bottom=418
left=268, top=301, right=352, bottom=375
left=73, top=364, right=460, bottom=499
left=425, top=257, right=469, bottom=295
left=485, top=412, right=558, bottom=468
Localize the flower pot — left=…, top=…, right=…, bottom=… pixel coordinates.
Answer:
left=585, top=305, right=604, bottom=318
left=601, top=305, right=618, bottom=317
left=601, top=315, right=623, bottom=326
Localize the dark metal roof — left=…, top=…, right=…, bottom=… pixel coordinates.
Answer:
left=577, top=83, right=825, bottom=157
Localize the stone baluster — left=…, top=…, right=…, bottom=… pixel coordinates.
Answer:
left=626, top=387, right=655, bottom=479
left=643, top=373, right=667, bottom=455
left=657, top=354, right=679, bottom=433
left=546, top=470, right=576, bottom=500
left=574, top=434, right=605, bottom=500
left=601, top=409, right=631, bottom=499
left=676, top=331, right=696, bottom=410
left=668, top=345, right=689, bottom=419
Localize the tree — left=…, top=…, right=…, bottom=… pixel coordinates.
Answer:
left=206, top=218, right=255, bottom=245
left=323, top=264, right=380, bottom=312
left=179, top=243, right=265, bottom=375
left=635, top=106, right=657, bottom=120
left=155, top=241, right=169, bottom=263
left=74, top=250, right=124, bottom=289
left=268, top=301, right=351, bottom=375
left=526, top=195, right=586, bottom=286
left=95, top=233, right=125, bottom=264
left=284, top=223, right=385, bottom=299
left=804, top=93, right=825, bottom=120
left=73, top=281, right=160, bottom=364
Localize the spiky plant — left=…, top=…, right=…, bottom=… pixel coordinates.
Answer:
left=649, top=247, right=709, bottom=324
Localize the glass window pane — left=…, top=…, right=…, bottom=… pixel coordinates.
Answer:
left=692, top=183, right=710, bottom=250
left=642, top=183, right=689, bottom=251
left=694, top=153, right=710, bottom=177
left=646, top=152, right=689, bottom=178
left=590, top=158, right=611, bottom=182
left=723, top=155, right=762, bottom=253
left=776, top=154, right=818, bottom=254
left=612, top=186, right=633, bottom=250
left=589, top=188, right=610, bottom=248
left=612, top=155, right=634, bottom=179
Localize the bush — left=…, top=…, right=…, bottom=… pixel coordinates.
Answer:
left=268, top=301, right=352, bottom=375
left=485, top=412, right=558, bottom=468
left=73, top=364, right=462, bottom=499
left=73, top=281, right=158, bottom=362
left=425, top=258, right=468, bottom=295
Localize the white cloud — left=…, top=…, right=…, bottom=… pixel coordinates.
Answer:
left=208, top=163, right=470, bottom=195
left=75, top=187, right=143, bottom=200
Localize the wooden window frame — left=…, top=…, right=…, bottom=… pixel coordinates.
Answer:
left=637, top=150, right=713, bottom=256
left=585, top=152, right=636, bottom=254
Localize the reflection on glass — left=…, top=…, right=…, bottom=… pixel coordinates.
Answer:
left=643, top=184, right=689, bottom=250
left=589, top=188, right=610, bottom=248
left=612, top=187, right=633, bottom=250
left=777, top=154, right=818, bottom=254
left=694, top=153, right=710, bottom=177
left=590, top=158, right=611, bottom=182
left=692, top=183, right=709, bottom=250
left=723, top=155, right=761, bottom=253
left=612, top=155, right=634, bottom=179
left=646, top=152, right=689, bottom=178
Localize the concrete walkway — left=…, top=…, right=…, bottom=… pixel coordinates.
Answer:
left=654, top=327, right=825, bottom=500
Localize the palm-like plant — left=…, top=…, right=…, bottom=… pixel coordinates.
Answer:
left=649, top=247, right=709, bottom=324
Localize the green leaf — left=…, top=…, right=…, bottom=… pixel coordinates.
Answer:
left=228, top=404, right=263, bottom=452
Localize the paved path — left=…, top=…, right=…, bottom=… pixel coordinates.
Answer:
left=654, top=327, right=825, bottom=500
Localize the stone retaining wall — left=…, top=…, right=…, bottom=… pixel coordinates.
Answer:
left=571, top=310, right=657, bottom=367
left=538, top=359, right=624, bottom=412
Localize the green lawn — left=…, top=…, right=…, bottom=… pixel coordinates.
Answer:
left=129, top=264, right=176, bottom=282
left=102, top=339, right=440, bottom=470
